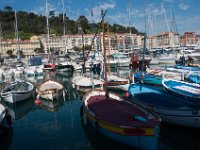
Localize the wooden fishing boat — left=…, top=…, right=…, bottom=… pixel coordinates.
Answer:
left=71, top=76, right=103, bottom=93
left=1, top=81, right=34, bottom=103
left=162, top=79, right=200, bottom=101
left=36, top=80, right=64, bottom=100
left=82, top=89, right=161, bottom=150
left=128, top=83, right=200, bottom=128
left=107, top=75, right=130, bottom=91
left=81, top=10, right=161, bottom=150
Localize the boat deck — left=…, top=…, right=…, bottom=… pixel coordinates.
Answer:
left=87, top=95, right=158, bottom=127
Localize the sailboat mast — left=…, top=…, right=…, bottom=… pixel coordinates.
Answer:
left=107, top=22, right=111, bottom=75
left=62, top=0, right=67, bottom=53
left=62, top=0, right=66, bottom=36
left=0, top=22, right=2, bottom=56
left=15, top=10, right=20, bottom=61
left=101, top=10, right=107, bottom=89
left=142, top=0, right=147, bottom=72
left=46, top=0, right=50, bottom=59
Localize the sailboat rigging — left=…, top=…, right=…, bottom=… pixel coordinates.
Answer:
left=81, top=9, right=161, bottom=150
left=15, top=11, right=20, bottom=62
left=101, top=10, right=108, bottom=93
left=43, top=0, right=56, bottom=70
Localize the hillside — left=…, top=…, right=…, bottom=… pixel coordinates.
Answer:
left=0, top=6, right=143, bottom=40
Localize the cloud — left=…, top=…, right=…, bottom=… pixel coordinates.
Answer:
left=179, top=3, right=190, bottom=11
left=91, top=1, right=116, bottom=16
left=84, top=1, right=116, bottom=23
left=32, top=2, right=60, bottom=16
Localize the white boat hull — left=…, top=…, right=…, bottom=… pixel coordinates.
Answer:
left=2, top=92, right=33, bottom=103
left=108, top=83, right=130, bottom=91
left=1, top=81, right=34, bottom=103
left=154, top=107, right=200, bottom=128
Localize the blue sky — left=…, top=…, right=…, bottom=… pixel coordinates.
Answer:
left=0, top=0, right=200, bottom=35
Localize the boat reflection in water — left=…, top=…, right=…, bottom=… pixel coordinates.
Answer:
left=0, top=125, right=13, bottom=150
left=81, top=120, right=134, bottom=150
left=2, top=98, right=33, bottom=121
left=39, top=98, right=65, bottom=112
left=159, top=123, right=200, bottom=150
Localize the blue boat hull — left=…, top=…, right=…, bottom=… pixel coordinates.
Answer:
left=162, top=79, right=200, bottom=102
left=135, top=73, right=162, bottom=85
left=128, top=84, right=200, bottom=128
left=84, top=111, right=160, bottom=150
left=188, top=74, right=200, bottom=84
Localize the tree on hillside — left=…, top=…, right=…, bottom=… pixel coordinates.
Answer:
left=6, top=50, right=13, bottom=58
left=4, top=6, right=13, bottom=12
left=34, top=48, right=44, bottom=54
left=77, top=16, right=89, bottom=33
left=0, top=7, right=143, bottom=36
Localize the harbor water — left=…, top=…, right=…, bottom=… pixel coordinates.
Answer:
left=0, top=69, right=200, bottom=150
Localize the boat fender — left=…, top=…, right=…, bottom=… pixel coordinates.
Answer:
left=125, top=92, right=129, bottom=98
left=34, top=99, right=41, bottom=105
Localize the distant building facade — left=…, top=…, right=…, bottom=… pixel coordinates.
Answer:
left=0, top=35, right=40, bottom=57
left=180, top=32, right=197, bottom=47
left=1, top=31, right=200, bottom=58
left=39, top=33, right=143, bottom=53
left=146, top=32, right=180, bottom=49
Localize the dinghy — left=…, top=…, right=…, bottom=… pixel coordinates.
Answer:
left=36, top=80, right=64, bottom=100
left=162, top=79, right=200, bottom=101
left=1, top=80, right=34, bottom=103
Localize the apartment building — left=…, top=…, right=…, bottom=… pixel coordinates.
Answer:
left=149, top=32, right=180, bottom=48
left=180, top=32, right=196, bottom=47
left=0, top=36, right=40, bottom=57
